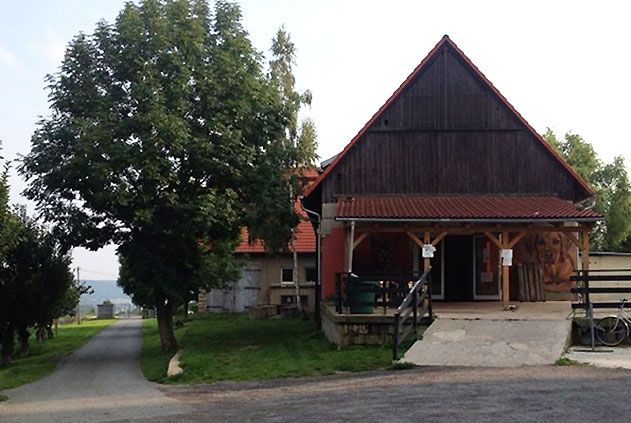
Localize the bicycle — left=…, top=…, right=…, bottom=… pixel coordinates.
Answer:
left=596, top=298, right=631, bottom=347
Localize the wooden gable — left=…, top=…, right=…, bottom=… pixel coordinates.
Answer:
left=307, top=36, right=593, bottom=205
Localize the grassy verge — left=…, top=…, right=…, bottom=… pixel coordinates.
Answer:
left=0, top=319, right=115, bottom=391
left=141, top=314, right=392, bottom=384
left=556, top=357, right=580, bottom=366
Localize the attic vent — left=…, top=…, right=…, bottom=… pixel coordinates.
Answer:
left=384, top=119, right=389, bottom=127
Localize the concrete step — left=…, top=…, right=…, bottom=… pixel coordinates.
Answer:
left=402, top=318, right=572, bottom=367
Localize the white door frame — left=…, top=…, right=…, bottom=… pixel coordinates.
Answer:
left=472, top=235, right=501, bottom=300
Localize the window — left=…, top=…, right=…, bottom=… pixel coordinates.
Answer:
left=281, top=268, right=294, bottom=284
left=281, top=295, right=308, bottom=306
left=305, top=267, right=317, bottom=283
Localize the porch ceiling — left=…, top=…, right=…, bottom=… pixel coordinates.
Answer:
left=335, top=195, right=602, bottom=223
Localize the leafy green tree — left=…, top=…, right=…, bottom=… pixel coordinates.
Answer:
left=0, top=143, right=20, bottom=365
left=263, top=27, right=318, bottom=312
left=0, top=211, right=75, bottom=364
left=544, top=129, right=631, bottom=251
left=0, top=145, right=17, bottom=260
left=20, top=1, right=309, bottom=351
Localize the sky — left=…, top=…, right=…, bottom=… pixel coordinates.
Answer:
left=1, top=0, right=630, bottom=278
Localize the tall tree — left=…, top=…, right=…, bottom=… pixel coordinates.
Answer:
left=0, top=211, right=75, bottom=365
left=266, top=27, right=318, bottom=312
left=0, top=142, right=17, bottom=263
left=20, top=1, right=309, bottom=351
left=544, top=129, right=631, bottom=251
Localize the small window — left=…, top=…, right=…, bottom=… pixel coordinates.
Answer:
left=281, top=268, right=294, bottom=284
left=305, top=267, right=317, bottom=282
left=281, top=295, right=308, bottom=306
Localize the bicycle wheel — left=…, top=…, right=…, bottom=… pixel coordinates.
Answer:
left=596, top=317, right=629, bottom=346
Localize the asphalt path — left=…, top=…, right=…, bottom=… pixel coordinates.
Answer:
left=0, top=318, right=191, bottom=423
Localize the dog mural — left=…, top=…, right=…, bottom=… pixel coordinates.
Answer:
left=513, top=231, right=577, bottom=296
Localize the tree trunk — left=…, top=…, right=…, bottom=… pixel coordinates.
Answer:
left=290, top=237, right=303, bottom=315
left=1, top=326, right=14, bottom=366
left=155, top=294, right=178, bottom=352
left=46, top=322, right=54, bottom=340
left=36, top=325, right=46, bottom=342
left=182, top=298, right=189, bottom=319
left=17, top=325, right=29, bottom=357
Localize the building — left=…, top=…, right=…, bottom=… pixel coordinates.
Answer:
left=302, top=35, right=602, bottom=319
left=200, top=172, right=318, bottom=315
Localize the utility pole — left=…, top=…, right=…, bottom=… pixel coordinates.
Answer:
left=76, top=266, right=81, bottom=325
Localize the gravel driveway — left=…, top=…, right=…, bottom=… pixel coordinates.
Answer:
left=0, top=318, right=191, bottom=423
left=152, top=365, right=631, bottom=423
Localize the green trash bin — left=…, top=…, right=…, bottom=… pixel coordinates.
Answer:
left=348, top=278, right=378, bottom=314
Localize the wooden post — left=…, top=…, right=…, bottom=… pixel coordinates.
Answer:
left=423, top=232, right=431, bottom=271
left=581, top=229, right=590, bottom=273
left=501, top=231, right=510, bottom=308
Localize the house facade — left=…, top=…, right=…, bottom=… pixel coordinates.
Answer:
left=302, top=35, right=601, bottom=311
left=200, top=173, right=318, bottom=315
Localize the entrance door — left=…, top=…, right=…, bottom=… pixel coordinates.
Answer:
left=473, top=235, right=501, bottom=299
left=234, top=269, right=261, bottom=312
left=443, top=235, right=474, bottom=301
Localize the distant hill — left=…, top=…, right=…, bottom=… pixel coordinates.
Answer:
left=80, top=280, right=132, bottom=306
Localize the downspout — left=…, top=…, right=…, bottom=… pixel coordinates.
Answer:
left=347, top=220, right=355, bottom=273
left=300, top=197, right=322, bottom=329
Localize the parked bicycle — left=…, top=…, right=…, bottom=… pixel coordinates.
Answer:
left=596, top=298, right=631, bottom=346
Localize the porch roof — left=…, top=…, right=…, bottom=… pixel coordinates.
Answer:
left=335, top=195, right=602, bottom=223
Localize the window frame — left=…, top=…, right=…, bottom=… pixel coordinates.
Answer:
left=280, top=268, right=294, bottom=285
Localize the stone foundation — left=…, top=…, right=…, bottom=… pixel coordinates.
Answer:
left=321, top=303, right=398, bottom=347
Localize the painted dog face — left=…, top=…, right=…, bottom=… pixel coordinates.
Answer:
left=535, top=232, right=563, bottom=265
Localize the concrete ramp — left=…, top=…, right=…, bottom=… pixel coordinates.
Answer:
left=403, top=318, right=572, bottom=367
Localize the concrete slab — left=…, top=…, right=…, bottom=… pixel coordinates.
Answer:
left=433, top=301, right=572, bottom=320
left=403, top=318, right=572, bottom=367
left=566, top=346, right=631, bottom=369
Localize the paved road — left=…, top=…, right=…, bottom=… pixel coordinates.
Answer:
left=150, top=365, right=631, bottom=423
left=0, top=318, right=191, bottom=423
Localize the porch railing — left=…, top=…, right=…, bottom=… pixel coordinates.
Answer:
left=570, top=269, right=631, bottom=349
left=392, top=268, right=432, bottom=362
left=571, top=269, right=631, bottom=310
left=335, top=272, right=424, bottom=314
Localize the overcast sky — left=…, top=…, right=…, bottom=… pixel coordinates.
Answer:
left=1, top=0, right=629, bottom=278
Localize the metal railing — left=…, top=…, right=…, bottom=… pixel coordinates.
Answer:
left=334, top=272, right=423, bottom=314
left=392, top=267, right=432, bottom=362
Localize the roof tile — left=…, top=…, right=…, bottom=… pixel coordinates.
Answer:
left=336, top=195, right=601, bottom=221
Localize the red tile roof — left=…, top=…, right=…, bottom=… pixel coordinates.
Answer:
left=236, top=171, right=318, bottom=254
left=304, top=35, right=594, bottom=200
left=336, top=195, right=602, bottom=222
left=235, top=217, right=316, bottom=254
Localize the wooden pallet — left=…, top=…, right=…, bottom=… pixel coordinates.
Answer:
left=517, top=263, right=545, bottom=301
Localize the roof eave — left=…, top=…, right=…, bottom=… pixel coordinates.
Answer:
left=334, top=217, right=602, bottom=224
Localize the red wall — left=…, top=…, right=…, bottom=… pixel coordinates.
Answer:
left=321, top=227, right=346, bottom=299
left=321, top=230, right=414, bottom=299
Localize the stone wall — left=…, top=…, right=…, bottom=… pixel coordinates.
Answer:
left=320, top=304, right=397, bottom=347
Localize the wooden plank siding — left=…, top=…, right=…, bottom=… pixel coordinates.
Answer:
left=321, top=44, right=585, bottom=203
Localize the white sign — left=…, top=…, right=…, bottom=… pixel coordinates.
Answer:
left=422, top=244, right=436, bottom=258
left=501, top=249, right=513, bottom=266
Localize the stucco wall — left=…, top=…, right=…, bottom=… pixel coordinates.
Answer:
left=201, top=254, right=317, bottom=313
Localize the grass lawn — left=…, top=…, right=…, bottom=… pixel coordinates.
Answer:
left=0, top=319, right=115, bottom=391
left=141, top=314, right=393, bottom=384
